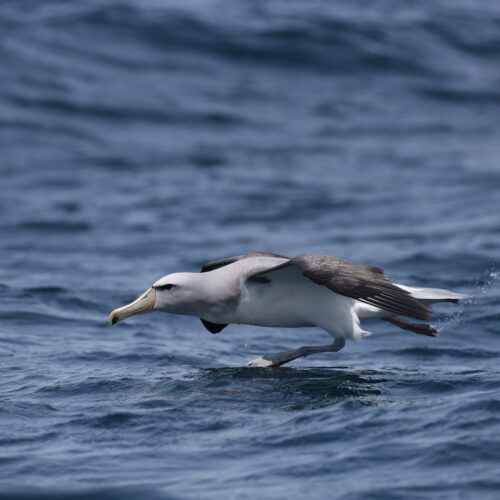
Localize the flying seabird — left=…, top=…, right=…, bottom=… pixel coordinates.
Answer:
left=109, top=252, right=469, bottom=367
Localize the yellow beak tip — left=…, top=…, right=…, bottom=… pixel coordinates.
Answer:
left=108, top=287, right=155, bottom=326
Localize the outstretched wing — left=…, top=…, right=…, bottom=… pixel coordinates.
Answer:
left=250, top=253, right=431, bottom=321
left=200, top=251, right=289, bottom=273
left=199, top=251, right=289, bottom=333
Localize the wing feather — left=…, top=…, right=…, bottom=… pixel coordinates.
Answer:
left=201, top=251, right=288, bottom=273
left=250, top=253, right=431, bottom=321
left=198, top=251, right=289, bottom=334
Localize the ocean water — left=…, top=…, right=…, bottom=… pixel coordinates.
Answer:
left=1, top=0, right=500, bottom=498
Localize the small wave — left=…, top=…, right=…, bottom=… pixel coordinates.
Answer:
left=36, top=377, right=143, bottom=397
left=393, top=346, right=498, bottom=359
left=0, top=311, right=78, bottom=325
left=8, top=2, right=500, bottom=79
left=16, top=220, right=92, bottom=233
left=24, top=286, right=68, bottom=295
left=68, top=350, right=179, bottom=365
left=0, top=488, right=172, bottom=500
left=0, top=431, right=58, bottom=447
left=6, top=93, right=247, bottom=128
left=420, top=439, right=500, bottom=467
left=419, top=86, right=500, bottom=105
left=97, top=412, right=138, bottom=427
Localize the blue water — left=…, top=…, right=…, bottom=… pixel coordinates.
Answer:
left=1, top=1, right=500, bottom=498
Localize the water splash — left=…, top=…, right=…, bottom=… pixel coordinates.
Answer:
left=436, top=267, right=499, bottom=333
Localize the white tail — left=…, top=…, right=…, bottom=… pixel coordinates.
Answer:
left=396, top=285, right=470, bottom=305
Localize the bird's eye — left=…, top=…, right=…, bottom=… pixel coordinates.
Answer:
left=156, top=284, right=174, bottom=291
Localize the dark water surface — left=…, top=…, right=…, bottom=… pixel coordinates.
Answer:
left=1, top=1, right=500, bottom=498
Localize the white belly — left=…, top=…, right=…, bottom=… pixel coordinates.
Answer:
left=233, top=282, right=313, bottom=327
left=231, top=279, right=352, bottom=331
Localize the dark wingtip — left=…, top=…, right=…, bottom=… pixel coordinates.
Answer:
left=423, top=325, right=439, bottom=337
left=384, top=316, right=438, bottom=337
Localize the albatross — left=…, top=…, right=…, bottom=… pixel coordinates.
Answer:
left=109, top=252, right=469, bottom=367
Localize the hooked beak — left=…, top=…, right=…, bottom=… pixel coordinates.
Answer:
left=109, top=287, right=156, bottom=325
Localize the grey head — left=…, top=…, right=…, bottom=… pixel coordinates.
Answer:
left=109, top=272, right=210, bottom=325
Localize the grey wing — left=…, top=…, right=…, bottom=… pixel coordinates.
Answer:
left=200, top=251, right=289, bottom=273
left=250, top=253, right=431, bottom=321
left=199, top=251, right=289, bottom=334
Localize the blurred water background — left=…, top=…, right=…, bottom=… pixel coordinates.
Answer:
left=1, top=1, right=500, bottom=498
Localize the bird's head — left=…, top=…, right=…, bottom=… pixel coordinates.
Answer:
left=108, top=273, right=203, bottom=325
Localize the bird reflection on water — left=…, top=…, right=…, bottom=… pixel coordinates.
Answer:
left=183, top=367, right=387, bottom=410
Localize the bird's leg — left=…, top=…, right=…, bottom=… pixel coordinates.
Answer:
left=246, top=337, right=346, bottom=368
